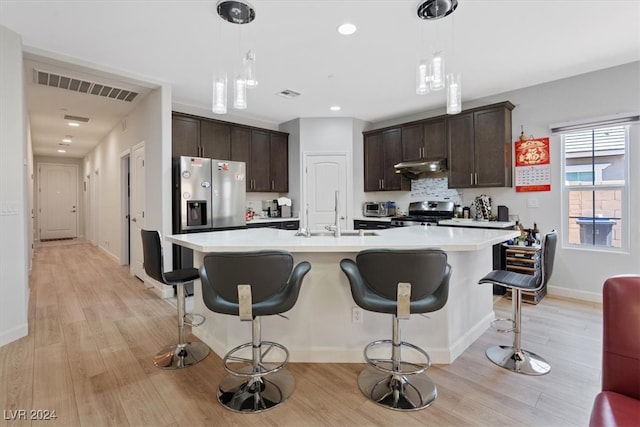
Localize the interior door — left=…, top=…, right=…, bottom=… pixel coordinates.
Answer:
left=38, top=163, right=78, bottom=240
left=304, top=154, right=349, bottom=230
left=130, top=143, right=145, bottom=279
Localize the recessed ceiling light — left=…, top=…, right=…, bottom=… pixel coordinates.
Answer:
left=68, top=122, right=80, bottom=127
left=337, top=23, right=357, bottom=35
left=62, top=136, right=72, bottom=143
left=330, top=105, right=341, bottom=111
left=57, top=149, right=66, bottom=153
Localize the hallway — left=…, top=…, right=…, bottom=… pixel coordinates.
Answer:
left=1, top=240, right=602, bottom=426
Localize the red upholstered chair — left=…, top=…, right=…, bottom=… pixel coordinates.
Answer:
left=589, top=275, right=640, bottom=427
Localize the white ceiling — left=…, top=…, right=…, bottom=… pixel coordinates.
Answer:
left=2, top=1, right=639, bottom=158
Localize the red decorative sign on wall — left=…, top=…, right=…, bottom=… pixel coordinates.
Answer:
left=515, top=137, right=551, bottom=192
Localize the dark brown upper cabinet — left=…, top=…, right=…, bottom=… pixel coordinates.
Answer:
left=364, top=128, right=403, bottom=191
left=401, top=116, right=447, bottom=162
left=172, top=112, right=289, bottom=193
left=447, top=101, right=515, bottom=188
left=171, top=115, right=200, bottom=158
left=230, top=126, right=288, bottom=193
left=200, top=120, right=231, bottom=159
left=269, top=133, right=288, bottom=193
left=172, top=112, right=231, bottom=159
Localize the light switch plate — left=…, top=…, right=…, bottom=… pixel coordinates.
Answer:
left=527, top=198, right=539, bottom=208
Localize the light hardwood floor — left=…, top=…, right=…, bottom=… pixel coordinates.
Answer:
left=1, top=240, right=602, bottom=426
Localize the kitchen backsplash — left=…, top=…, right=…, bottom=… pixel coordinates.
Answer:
left=411, top=177, right=463, bottom=205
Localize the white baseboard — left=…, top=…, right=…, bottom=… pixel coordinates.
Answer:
left=98, top=245, right=119, bottom=263
left=547, top=285, right=602, bottom=303
left=0, top=323, right=28, bottom=347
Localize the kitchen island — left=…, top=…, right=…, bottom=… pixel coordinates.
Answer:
left=167, top=225, right=519, bottom=364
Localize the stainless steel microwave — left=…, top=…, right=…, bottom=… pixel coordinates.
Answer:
left=363, top=201, right=396, bottom=217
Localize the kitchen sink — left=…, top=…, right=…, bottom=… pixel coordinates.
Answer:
left=298, top=230, right=379, bottom=237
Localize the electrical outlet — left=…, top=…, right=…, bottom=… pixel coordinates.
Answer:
left=352, top=306, right=363, bottom=324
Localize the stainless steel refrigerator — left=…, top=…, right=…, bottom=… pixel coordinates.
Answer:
left=174, top=157, right=246, bottom=278
left=209, top=158, right=246, bottom=229
left=178, top=156, right=246, bottom=232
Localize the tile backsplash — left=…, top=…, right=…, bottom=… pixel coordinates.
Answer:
left=411, top=177, right=462, bottom=205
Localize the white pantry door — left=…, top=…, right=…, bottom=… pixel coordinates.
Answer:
left=304, top=154, right=349, bottom=230
left=38, top=163, right=78, bottom=240
left=130, top=143, right=146, bottom=279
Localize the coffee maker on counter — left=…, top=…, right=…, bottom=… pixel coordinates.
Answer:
left=262, top=199, right=279, bottom=217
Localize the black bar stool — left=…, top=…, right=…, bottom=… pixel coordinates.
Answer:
left=478, top=230, right=557, bottom=375
left=140, top=230, right=210, bottom=369
left=340, top=248, right=451, bottom=411
left=199, top=250, right=311, bottom=413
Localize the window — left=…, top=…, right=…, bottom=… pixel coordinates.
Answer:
left=562, top=125, right=627, bottom=249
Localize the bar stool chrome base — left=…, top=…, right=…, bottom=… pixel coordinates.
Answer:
left=486, top=345, right=551, bottom=376
left=358, top=363, right=437, bottom=411
left=153, top=342, right=210, bottom=370
left=217, top=366, right=295, bottom=413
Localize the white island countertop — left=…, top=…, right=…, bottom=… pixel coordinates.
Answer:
left=166, top=225, right=520, bottom=364
left=166, top=225, right=519, bottom=253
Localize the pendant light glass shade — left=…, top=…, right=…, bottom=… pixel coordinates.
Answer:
left=243, top=50, right=258, bottom=88
left=212, top=73, right=228, bottom=114
left=446, top=72, right=461, bottom=115
left=234, top=75, right=248, bottom=109
left=429, top=52, right=445, bottom=91
left=416, top=59, right=429, bottom=95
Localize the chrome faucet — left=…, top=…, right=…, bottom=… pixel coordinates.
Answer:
left=325, top=190, right=341, bottom=237
left=295, top=205, right=311, bottom=237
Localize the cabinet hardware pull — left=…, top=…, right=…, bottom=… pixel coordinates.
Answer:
left=475, top=173, right=478, bottom=185
left=470, top=173, right=473, bottom=185
left=271, top=180, right=274, bottom=190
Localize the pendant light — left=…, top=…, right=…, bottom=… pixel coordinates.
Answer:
left=213, top=0, right=256, bottom=114
left=212, top=73, right=227, bottom=114
left=446, top=8, right=461, bottom=115
left=429, top=51, right=445, bottom=91
left=446, top=73, right=461, bottom=114
left=416, top=0, right=461, bottom=111
left=234, top=74, right=247, bottom=109
left=416, top=59, right=430, bottom=95
left=243, top=50, right=258, bottom=88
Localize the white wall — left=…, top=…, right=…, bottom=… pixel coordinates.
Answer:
left=83, top=85, right=171, bottom=272
left=280, top=118, right=301, bottom=217
left=368, top=62, right=640, bottom=300
left=0, top=25, right=29, bottom=346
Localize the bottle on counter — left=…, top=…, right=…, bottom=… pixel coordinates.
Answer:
left=533, top=222, right=541, bottom=245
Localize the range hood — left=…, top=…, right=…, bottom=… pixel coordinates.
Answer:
left=394, top=158, right=448, bottom=179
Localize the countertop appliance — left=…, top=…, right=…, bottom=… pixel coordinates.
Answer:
left=390, top=201, right=455, bottom=226
left=363, top=201, right=396, bottom=217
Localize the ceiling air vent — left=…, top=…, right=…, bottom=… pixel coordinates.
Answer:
left=34, top=69, right=139, bottom=102
left=276, top=89, right=302, bottom=99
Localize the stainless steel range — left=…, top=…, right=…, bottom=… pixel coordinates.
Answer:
left=390, top=201, right=455, bottom=227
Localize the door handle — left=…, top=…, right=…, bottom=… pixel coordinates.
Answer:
left=71, top=210, right=76, bottom=213
left=131, top=218, right=137, bottom=222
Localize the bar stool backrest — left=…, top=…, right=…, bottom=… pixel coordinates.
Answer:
left=356, top=249, right=448, bottom=301
left=201, top=251, right=294, bottom=304
left=540, top=231, right=558, bottom=288
left=141, top=229, right=165, bottom=284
